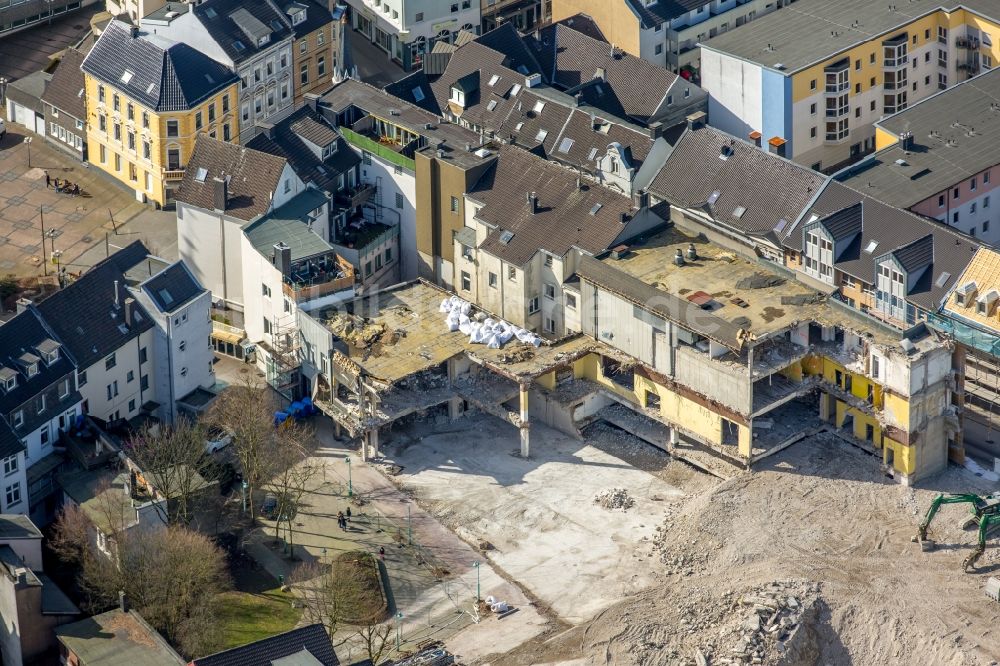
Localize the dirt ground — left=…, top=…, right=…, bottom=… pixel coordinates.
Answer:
left=387, top=412, right=1000, bottom=665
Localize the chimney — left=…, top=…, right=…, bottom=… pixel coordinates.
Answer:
left=527, top=191, right=538, bottom=214
left=574, top=92, right=583, bottom=106
left=594, top=67, right=606, bottom=81
left=619, top=212, right=629, bottom=225
left=259, top=121, right=275, bottom=140
left=303, top=92, right=320, bottom=112
left=686, top=243, right=698, bottom=260
left=124, top=297, right=135, bottom=325
left=632, top=190, right=649, bottom=208
left=673, top=249, right=685, bottom=266
left=119, top=590, right=129, bottom=613
left=130, top=25, right=139, bottom=39
left=767, top=136, right=787, bottom=157
left=212, top=176, right=228, bottom=212
left=273, top=242, right=292, bottom=277
left=648, top=121, right=662, bottom=140
left=15, top=297, right=31, bottom=314
left=898, top=130, right=914, bottom=151
left=686, top=111, right=706, bottom=131
left=15, top=569, right=28, bottom=586
left=749, top=130, right=762, bottom=148
left=113, top=280, right=120, bottom=308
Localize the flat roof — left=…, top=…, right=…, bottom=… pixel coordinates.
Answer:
left=56, top=609, right=184, bottom=666
left=599, top=227, right=899, bottom=348
left=700, top=0, right=1000, bottom=74
left=317, top=281, right=614, bottom=385
left=838, top=67, right=1000, bottom=209
left=0, top=514, right=41, bottom=539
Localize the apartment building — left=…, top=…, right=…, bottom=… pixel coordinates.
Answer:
left=456, top=145, right=664, bottom=337
left=81, top=20, right=240, bottom=207
left=344, top=0, right=481, bottom=70
left=141, top=0, right=294, bottom=143
left=480, top=0, right=545, bottom=32
left=0, top=309, right=82, bottom=524
left=317, top=78, right=493, bottom=287
left=283, top=0, right=345, bottom=103
left=40, top=49, right=88, bottom=161
left=700, top=0, right=1000, bottom=172
left=837, top=67, right=1000, bottom=245
left=550, top=0, right=792, bottom=74
left=175, top=136, right=355, bottom=393
left=0, top=515, right=79, bottom=665
left=0, top=0, right=97, bottom=37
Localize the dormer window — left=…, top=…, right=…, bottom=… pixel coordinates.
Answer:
left=258, top=34, right=270, bottom=47
left=290, top=8, right=306, bottom=25
left=322, top=144, right=335, bottom=158
left=450, top=87, right=464, bottom=105
left=26, top=363, right=38, bottom=379
left=977, top=290, right=999, bottom=316
left=1, top=375, right=15, bottom=392
left=956, top=281, right=978, bottom=307
left=37, top=339, right=60, bottom=366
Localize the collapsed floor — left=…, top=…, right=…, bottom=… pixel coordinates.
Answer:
left=379, top=411, right=1000, bottom=666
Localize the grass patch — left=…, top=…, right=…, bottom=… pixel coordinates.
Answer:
left=332, top=551, right=386, bottom=625
left=213, top=587, right=302, bottom=650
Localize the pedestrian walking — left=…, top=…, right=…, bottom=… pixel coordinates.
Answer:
left=346, top=506, right=352, bottom=522
left=379, top=546, right=385, bottom=562
left=45, top=171, right=50, bottom=188
left=337, top=511, right=346, bottom=531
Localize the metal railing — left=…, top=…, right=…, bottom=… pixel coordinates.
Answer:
left=341, top=127, right=416, bottom=172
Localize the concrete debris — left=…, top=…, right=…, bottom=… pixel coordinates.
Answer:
left=735, top=273, right=785, bottom=290
left=779, top=293, right=824, bottom=306
left=594, top=487, right=636, bottom=511
left=497, top=346, right=535, bottom=364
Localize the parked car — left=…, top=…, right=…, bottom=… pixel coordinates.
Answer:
left=261, top=494, right=278, bottom=520
left=0, top=118, right=6, bottom=140
left=204, top=427, right=233, bottom=454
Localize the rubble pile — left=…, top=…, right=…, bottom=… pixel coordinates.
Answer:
left=594, top=487, right=636, bottom=511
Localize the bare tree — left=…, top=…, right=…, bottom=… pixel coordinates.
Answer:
left=49, top=495, right=230, bottom=658
left=208, top=374, right=283, bottom=519
left=355, top=622, right=393, bottom=665
left=125, top=419, right=210, bottom=524
left=290, top=560, right=354, bottom=641
left=263, top=422, right=319, bottom=558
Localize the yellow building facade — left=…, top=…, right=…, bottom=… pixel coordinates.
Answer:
left=81, top=20, right=241, bottom=207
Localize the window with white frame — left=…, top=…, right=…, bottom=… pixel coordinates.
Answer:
left=5, top=482, right=21, bottom=507
left=2, top=456, right=17, bottom=476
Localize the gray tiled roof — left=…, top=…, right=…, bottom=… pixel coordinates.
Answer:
left=246, top=106, right=360, bottom=193
left=175, top=135, right=288, bottom=221
left=892, top=234, right=934, bottom=273
left=470, top=145, right=640, bottom=266
left=141, top=262, right=205, bottom=313
left=36, top=241, right=155, bottom=370
left=6, top=71, right=51, bottom=113
left=41, top=48, right=87, bottom=119
left=194, top=0, right=293, bottom=64
left=837, top=67, right=1000, bottom=210
left=82, top=21, right=238, bottom=112
left=624, top=0, right=713, bottom=28
left=820, top=202, right=863, bottom=241
left=649, top=126, right=827, bottom=239
left=383, top=70, right=442, bottom=114
left=792, top=183, right=980, bottom=310
left=701, top=0, right=1000, bottom=74
left=521, top=22, right=677, bottom=125
left=276, top=0, right=333, bottom=39
left=191, top=624, right=337, bottom=666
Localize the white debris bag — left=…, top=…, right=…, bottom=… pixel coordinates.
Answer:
left=460, top=301, right=472, bottom=316
left=487, top=333, right=502, bottom=349
left=439, top=298, right=451, bottom=313
left=496, top=322, right=514, bottom=344
left=459, top=315, right=473, bottom=335
left=491, top=601, right=509, bottom=613
left=514, top=327, right=535, bottom=343
left=470, top=323, right=488, bottom=344
left=485, top=595, right=497, bottom=606
left=446, top=312, right=461, bottom=332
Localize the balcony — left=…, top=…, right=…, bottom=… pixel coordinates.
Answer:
left=281, top=254, right=355, bottom=305
left=336, top=183, right=376, bottom=209
left=341, top=125, right=417, bottom=172
left=163, top=167, right=185, bottom=181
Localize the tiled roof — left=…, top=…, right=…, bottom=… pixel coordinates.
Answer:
left=624, top=0, right=713, bottom=28
left=649, top=126, right=826, bottom=239
left=194, top=0, right=293, bottom=63
left=41, top=48, right=86, bottom=119
left=175, top=135, right=288, bottom=221
left=290, top=114, right=340, bottom=148
left=837, top=67, right=1000, bottom=210
left=36, top=241, right=155, bottom=370
left=383, top=70, right=442, bottom=114
left=5, top=71, right=51, bottom=113
left=141, top=262, right=205, bottom=313
left=892, top=234, right=934, bottom=273
left=820, top=202, right=863, bottom=240
left=473, top=22, right=541, bottom=78
left=470, top=145, right=641, bottom=266
left=522, top=22, right=676, bottom=125
left=794, top=183, right=980, bottom=310
left=246, top=106, right=360, bottom=193
left=191, top=624, right=337, bottom=666
left=943, top=247, right=1000, bottom=332
left=552, top=13, right=606, bottom=41
left=82, top=21, right=238, bottom=112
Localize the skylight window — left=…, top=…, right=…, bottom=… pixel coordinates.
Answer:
left=487, top=99, right=498, bottom=111
left=120, top=70, right=134, bottom=84
left=774, top=218, right=788, bottom=233
left=532, top=100, right=545, bottom=113
left=510, top=83, right=522, bottom=97
left=558, top=137, right=574, bottom=153
left=535, top=129, right=548, bottom=142
left=515, top=122, right=524, bottom=131
left=195, top=167, right=208, bottom=182
left=732, top=206, right=746, bottom=219
left=864, top=240, right=879, bottom=254
left=935, top=271, right=951, bottom=288
left=233, top=40, right=246, bottom=51
left=488, top=74, right=500, bottom=86
left=146, top=83, right=155, bottom=94
left=412, top=86, right=425, bottom=102
left=707, top=190, right=721, bottom=206
left=589, top=203, right=603, bottom=215
left=204, top=6, right=217, bottom=17
left=587, top=147, right=598, bottom=160
left=500, top=230, right=515, bottom=244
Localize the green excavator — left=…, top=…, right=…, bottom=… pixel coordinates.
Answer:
left=916, top=493, right=1000, bottom=571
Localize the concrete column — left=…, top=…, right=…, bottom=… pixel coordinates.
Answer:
left=519, top=382, right=530, bottom=458
left=819, top=392, right=831, bottom=422
left=335, top=420, right=342, bottom=439
left=448, top=397, right=463, bottom=420
left=366, top=428, right=380, bottom=460
left=669, top=427, right=679, bottom=446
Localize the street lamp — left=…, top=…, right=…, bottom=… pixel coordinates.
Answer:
left=241, top=479, right=248, bottom=513
left=344, top=455, right=352, bottom=497
left=394, top=611, right=403, bottom=651
left=473, top=561, right=480, bottom=602
left=23, top=137, right=32, bottom=168
left=0, top=77, right=7, bottom=104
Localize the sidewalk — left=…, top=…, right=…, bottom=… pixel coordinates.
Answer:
left=244, top=417, right=549, bottom=663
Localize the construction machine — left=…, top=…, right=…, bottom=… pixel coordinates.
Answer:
left=916, top=493, right=1000, bottom=571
